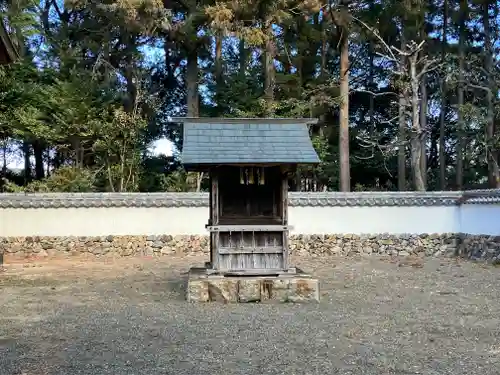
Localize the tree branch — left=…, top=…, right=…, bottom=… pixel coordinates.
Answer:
left=353, top=89, right=398, bottom=97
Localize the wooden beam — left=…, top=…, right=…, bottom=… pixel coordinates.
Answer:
left=206, top=268, right=297, bottom=276
left=218, top=246, right=283, bottom=254
left=206, top=225, right=293, bottom=232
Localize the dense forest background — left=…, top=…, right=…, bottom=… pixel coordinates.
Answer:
left=0, top=0, right=498, bottom=193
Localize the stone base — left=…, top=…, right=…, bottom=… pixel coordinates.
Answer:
left=186, top=267, right=320, bottom=303
left=2, top=234, right=500, bottom=262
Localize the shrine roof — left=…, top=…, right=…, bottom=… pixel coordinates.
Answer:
left=176, top=117, right=320, bottom=166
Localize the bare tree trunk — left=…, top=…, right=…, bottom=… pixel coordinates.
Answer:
left=215, top=34, right=223, bottom=86
left=420, top=75, right=427, bottom=189
left=409, top=53, right=425, bottom=191
left=456, top=0, right=467, bottom=189
left=398, top=31, right=407, bottom=191
left=124, top=68, right=137, bottom=114
left=71, top=137, right=83, bottom=169
left=419, top=18, right=428, bottom=190
left=483, top=1, right=499, bottom=187
left=295, top=174, right=301, bottom=192
left=186, top=44, right=200, bottom=190
left=398, top=93, right=407, bottom=191
left=263, top=22, right=275, bottom=117
left=313, top=17, right=329, bottom=189
left=22, top=140, right=31, bottom=184
left=186, top=48, right=199, bottom=117
left=239, top=38, right=247, bottom=78
left=215, top=32, right=224, bottom=115
left=321, top=21, right=327, bottom=78
left=339, top=23, right=350, bottom=192
left=438, top=79, right=447, bottom=189
left=196, top=172, right=204, bottom=192
left=429, top=126, right=439, bottom=170
left=368, top=40, right=375, bottom=155
left=1, top=139, right=7, bottom=177
left=439, top=0, right=448, bottom=189
left=318, top=18, right=328, bottom=134
left=33, top=141, right=45, bottom=180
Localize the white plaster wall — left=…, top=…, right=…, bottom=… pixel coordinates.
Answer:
left=0, top=204, right=483, bottom=237
left=288, top=206, right=460, bottom=235
left=0, top=207, right=209, bottom=237
left=459, top=204, right=500, bottom=235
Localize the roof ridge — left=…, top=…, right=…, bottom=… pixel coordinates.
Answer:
left=170, top=117, right=318, bottom=125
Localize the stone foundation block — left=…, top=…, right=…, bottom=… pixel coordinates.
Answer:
left=186, top=267, right=320, bottom=303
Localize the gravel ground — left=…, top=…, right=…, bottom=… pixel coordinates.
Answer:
left=1, top=255, right=500, bottom=375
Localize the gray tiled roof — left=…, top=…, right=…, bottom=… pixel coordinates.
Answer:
left=2, top=190, right=499, bottom=208
left=180, top=118, right=320, bottom=165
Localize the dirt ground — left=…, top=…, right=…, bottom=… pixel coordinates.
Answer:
left=1, top=254, right=499, bottom=375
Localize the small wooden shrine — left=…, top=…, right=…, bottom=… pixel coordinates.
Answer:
left=178, top=117, right=319, bottom=276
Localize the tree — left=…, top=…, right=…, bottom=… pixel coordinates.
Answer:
left=330, top=0, right=352, bottom=192
left=1, top=0, right=499, bottom=193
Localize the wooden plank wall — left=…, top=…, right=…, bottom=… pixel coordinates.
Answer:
left=209, top=166, right=291, bottom=273
left=217, top=253, right=284, bottom=271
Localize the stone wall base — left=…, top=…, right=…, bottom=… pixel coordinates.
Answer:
left=1, top=234, right=500, bottom=263
left=187, top=267, right=320, bottom=303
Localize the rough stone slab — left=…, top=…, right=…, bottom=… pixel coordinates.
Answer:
left=267, top=279, right=290, bottom=302
left=238, top=279, right=261, bottom=302
left=288, top=278, right=320, bottom=303
left=186, top=267, right=320, bottom=303
left=187, top=279, right=209, bottom=302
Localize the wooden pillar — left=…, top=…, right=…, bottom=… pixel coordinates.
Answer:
left=281, top=166, right=289, bottom=270
left=210, top=170, right=220, bottom=270
left=208, top=171, right=213, bottom=268
left=281, top=171, right=288, bottom=225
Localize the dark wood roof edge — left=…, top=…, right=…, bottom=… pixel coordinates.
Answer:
left=183, top=161, right=319, bottom=167
left=183, top=163, right=319, bottom=171
left=0, top=20, right=19, bottom=62
left=170, top=117, right=318, bottom=125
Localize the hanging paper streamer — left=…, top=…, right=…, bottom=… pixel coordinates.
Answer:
left=259, top=167, right=265, bottom=185
left=248, top=167, right=254, bottom=184
left=240, top=167, right=245, bottom=184
left=245, top=168, right=249, bottom=185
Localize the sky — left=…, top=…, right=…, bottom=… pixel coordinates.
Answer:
left=6, top=138, right=175, bottom=170
left=6, top=132, right=175, bottom=170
